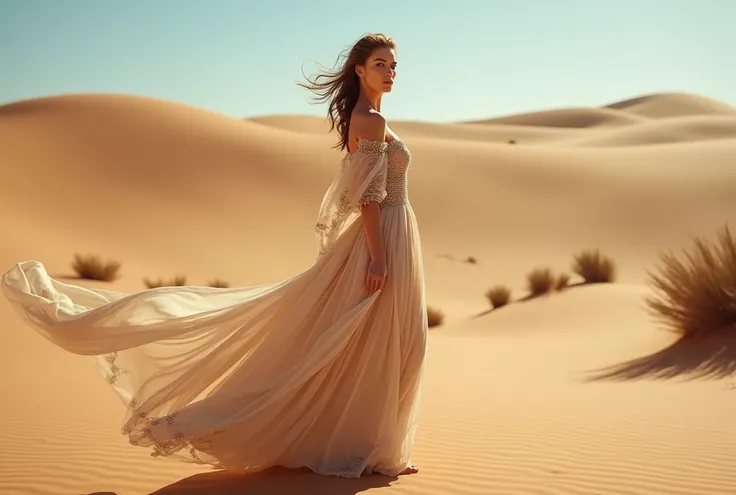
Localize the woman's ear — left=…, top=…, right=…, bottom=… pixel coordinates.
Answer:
left=355, top=65, right=363, bottom=78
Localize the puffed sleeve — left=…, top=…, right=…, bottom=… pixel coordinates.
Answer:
left=314, top=139, right=389, bottom=256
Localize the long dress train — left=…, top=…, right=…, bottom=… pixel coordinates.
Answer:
left=1, top=138, right=427, bottom=478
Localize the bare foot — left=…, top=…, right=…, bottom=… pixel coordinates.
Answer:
left=399, top=465, right=419, bottom=475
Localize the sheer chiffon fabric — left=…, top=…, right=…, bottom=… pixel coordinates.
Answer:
left=1, top=138, right=427, bottom=478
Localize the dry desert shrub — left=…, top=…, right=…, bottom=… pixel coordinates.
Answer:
left=144, top=276, right=187, bottom=288
left=645, top=223, right=736, bottom=338
left=485, top=285, right=512, bottom=308
left=72, top=253, right=121, bottom=282
left=572, top=249, right=616, bottom=283
left=555, top=272, right=571, bottom=290
left=526, top=267, right=555, bottom=297
left=208, top=278, right=230, bottom=288
left=427, top=306, right=444, bottom=328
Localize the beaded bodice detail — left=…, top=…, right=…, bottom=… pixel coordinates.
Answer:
left=357, top=139, right=411, bottom=207
left=382, top=140, right=411, bottom=206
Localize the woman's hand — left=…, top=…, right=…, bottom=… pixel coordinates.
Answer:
left=365, top=259, right=387, bottom=293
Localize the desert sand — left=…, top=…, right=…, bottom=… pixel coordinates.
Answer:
left=1, top=91, right=735, bottom=494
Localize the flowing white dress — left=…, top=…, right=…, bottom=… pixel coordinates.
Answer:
left=1, top=138, right=427, bottom=478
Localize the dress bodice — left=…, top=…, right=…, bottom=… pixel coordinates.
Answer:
left=350, top=138, right=411, bottom=209
left=381, top=139, right=411, bottom=207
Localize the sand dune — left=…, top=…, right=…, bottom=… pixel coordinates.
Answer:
left=464, top=106, right=648, bottom=129
left=604, top=92, right=736, bottom=118
left=562, top=115, right=736, bottom=146
left=1, top=92, right=735, bottom=494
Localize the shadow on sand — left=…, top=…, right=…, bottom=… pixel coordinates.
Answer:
left=49, top=273, right=88, bottom=281
left=584, top=333, right=736, bottom=382
left=472, top=283, right=589, bottom=319
left=147, top=467, right=397, bottom=495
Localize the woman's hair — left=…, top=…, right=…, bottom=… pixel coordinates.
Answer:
left=298, top=33, right=396, bottom=151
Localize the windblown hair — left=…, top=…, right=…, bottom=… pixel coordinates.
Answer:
left=298, top=33, right=396, bottom=152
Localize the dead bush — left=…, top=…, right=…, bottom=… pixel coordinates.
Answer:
left=485, top=285, right=512, bottom=308
left=208, top=278, right=230, bottom=288
left=71, top=253, right=121, bottom=282
left=526, top=267, right=555, bottom=297
left=555, top=272, right=571, bottom=290
left=572, top=249, right=616, bottom=283
left=646, top=223, right=736, bottom=338
left=144, top=276, right=187, bottom=289
left=427, top=306, right=445, bottom=328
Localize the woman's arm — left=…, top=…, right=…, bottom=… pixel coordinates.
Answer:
left=351, top=111, right=387, bottom=293
left=361, top=201, right=385, bottom=262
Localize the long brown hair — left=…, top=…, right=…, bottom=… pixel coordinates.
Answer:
left=298, top=33, right=396, bottom=152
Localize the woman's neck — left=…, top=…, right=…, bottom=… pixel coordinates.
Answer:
left=359, top=88, right=382, bottom=113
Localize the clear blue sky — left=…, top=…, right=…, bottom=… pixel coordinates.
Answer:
left=2, top=0, right=734, bottom=122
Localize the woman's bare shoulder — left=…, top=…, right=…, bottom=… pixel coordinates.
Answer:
left=350, top=107, right=386, bottom=142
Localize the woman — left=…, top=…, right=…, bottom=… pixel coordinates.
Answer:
left=1, top=32, right=427, bottom=478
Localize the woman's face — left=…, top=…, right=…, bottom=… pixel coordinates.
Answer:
left=357, top=47, right=397, bottom=93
